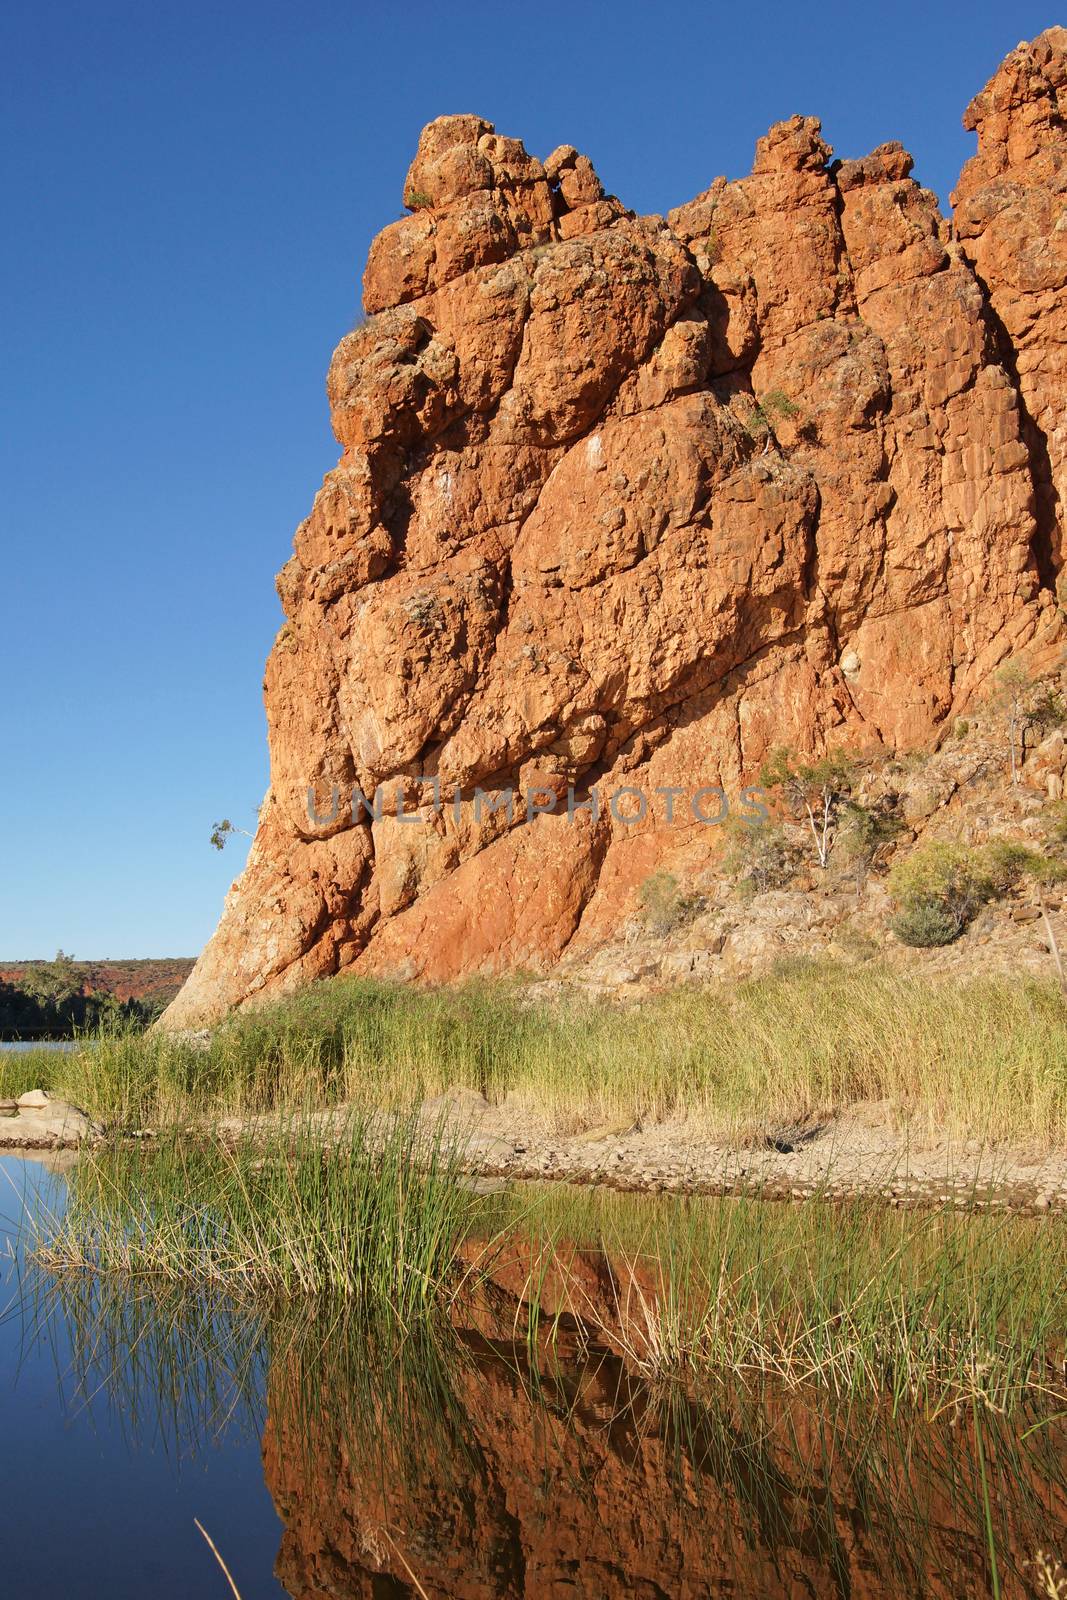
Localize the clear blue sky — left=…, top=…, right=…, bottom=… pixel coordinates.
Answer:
left=0, top=0, right=1053, bottom=959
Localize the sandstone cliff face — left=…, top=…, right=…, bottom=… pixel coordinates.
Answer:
left=166, top=34, right=1067, bottom=1027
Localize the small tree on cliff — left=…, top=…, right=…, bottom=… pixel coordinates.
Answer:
left=988, top=660, right=1066, bottom=788
left=835, top=800, right=904, bottom=896
left=990, top=662, right=1033, bottom=789
left=760, top=748, right=855, bottom=869
left=744, top=389, right=800, bottom=454
left=721, top=816, right=799, bottom=895
left=210, top=819, right=254, bottom=851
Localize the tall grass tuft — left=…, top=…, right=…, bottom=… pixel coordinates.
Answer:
left=34, top=1109, right=483, bottom=1313
left=0, top=1048, right=68, bottom=1102
left=471, top=1185, right=1067, bottom=1415
left=28, top=963, right=1067, bottom=1145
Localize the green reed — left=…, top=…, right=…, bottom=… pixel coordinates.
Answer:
left=32, top=1126, right=1067, bottom=1414
left=471, top=1184, right=1067, bottom=1414
left=32, top=1109, right=485, bottom=1316
left=23, top=962, right=1067, bottom=1145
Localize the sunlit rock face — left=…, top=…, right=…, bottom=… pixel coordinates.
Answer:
left=164, top=34, right=1067, bottom=1027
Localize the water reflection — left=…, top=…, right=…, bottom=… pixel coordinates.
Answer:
left=262, top=1320, right=1067, bottom=1598
left=26, top=1239, right=1067, bottom=1599
left=0, top=1156, right=284, bottom=1598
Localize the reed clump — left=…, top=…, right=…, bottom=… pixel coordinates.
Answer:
left=24, top=962, right=1067, bottom=1145
left=34, top=1109, right=483, bottom=1314
left=30, top=1130, right=1067, bottom=1413
left=477, top=1185, right=1067, bottom=1414
left=0, top=1050, right=65, bottom=1102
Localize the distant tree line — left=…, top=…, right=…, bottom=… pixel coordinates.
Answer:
left=0, top=951, right=169, bottom=1039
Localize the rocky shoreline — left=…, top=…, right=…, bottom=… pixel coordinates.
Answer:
left=208, top=1087, right=1067, bottom=1220
left=0, top=1090, right=99, bottom=1149
left=6, top=1083, right=1066, bottom=1219
left=452, top=1099, right=1067, bottom=1218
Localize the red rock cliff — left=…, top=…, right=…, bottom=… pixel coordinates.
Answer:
left=164, top=33, right=1067, bottom=1027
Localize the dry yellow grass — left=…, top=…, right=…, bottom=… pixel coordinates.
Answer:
left=9, top=961, right=1066, bottom=1147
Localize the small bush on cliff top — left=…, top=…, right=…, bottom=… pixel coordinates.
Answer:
left=761, top=388, right=799, bottom=421
left=743, top=389, right=800, bottom=447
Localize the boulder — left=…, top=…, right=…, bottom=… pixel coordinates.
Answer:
left=0, top=1097, right=100, bottom=1147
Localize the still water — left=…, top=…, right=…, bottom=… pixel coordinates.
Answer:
left=0, top=1156, right=285, bottom=1597
left=0, top=1041, right=79, bottom=1052
left=1, top=1152, right=1065, bottom=1597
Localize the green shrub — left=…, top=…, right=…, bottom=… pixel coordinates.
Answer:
left=889, top=837, right=1067, bottom=947
left=761, top=388, right=799, bottom=421
left=984, top=838, right=1067, bottom=891
left=888, top=902, right=961, bottom=948
left=637, top=870, right=703, bottom=934
left=404, top=188, right=433, bottom=210
left=983, top=838, right=1035, bottom=890
left=721, top=819, right=798, bottom=896
left=835, top=801, right=903, bottom=875
left=983, top=838, right=1039, bottom=891
left=887, top=841, right=996, bottom=942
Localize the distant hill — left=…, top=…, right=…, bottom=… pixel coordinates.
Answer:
left=0, top=958, right=195, bottom=1036
left=0, top=958, right=194, bottom=1005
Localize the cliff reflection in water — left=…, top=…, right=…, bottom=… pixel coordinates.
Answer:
left=38, top=1251, right=1067, bottom=1600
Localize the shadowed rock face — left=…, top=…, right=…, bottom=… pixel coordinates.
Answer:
left=165, top=34, right=1067, bottom=1027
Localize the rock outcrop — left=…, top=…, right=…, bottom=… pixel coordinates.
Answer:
left=0, top=1091, right=100, bottom=1147
left=165, top=33, right=1067, bottom=1027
